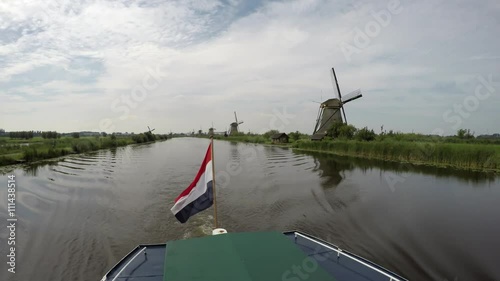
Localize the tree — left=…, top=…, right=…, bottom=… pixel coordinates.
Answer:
left=0, top=129, right=5, bottom=136
left=338, top=124, right=357, bottom=139
left=9, top=131, right=34, bottom=139
left=328, top=123, right=357, bottom=139
left=288, top=131, right=301, bottom=142
left=72, top=132, right=80, bottom=138
left=457, top=129, right=474, bottom=139
left=355, top=127, right=376, bottom=141
left=263, top=130, right=279, bottom=139
left=41, top=131, right=58, bottom=139
left=327, top=122, right=344, bottom=138
left=144, top=131, right=155, bottom=141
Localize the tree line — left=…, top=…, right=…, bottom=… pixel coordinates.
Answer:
left=131, top=132, right=168, bottom=143
left=6, top=131, right=62, bottom=139
left=8, top=131, right=35, bottom=139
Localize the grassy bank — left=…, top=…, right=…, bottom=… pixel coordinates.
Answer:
left=292, top=140, right=500, bottom=172
left=192, top=126, right=500, bottom=172
left=210, top=134, right=272, bottom=144
left=0, top=135, right=166, bottom=166
left=193, top=133, right=500, bottom=172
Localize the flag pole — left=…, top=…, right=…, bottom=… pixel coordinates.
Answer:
left=210, top=136, right=218, bottom=229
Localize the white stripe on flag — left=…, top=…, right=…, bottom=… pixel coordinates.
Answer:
left=171, top=160, right=213, bottom=214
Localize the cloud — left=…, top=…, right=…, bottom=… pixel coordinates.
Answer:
left=0, top=0, right=499, bottom=135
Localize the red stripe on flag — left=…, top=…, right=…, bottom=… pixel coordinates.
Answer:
left=174, top=143, right=212, bottom=203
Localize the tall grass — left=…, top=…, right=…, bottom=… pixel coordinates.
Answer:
left=0, top=136, right=143, bottom=166
left=292, top=140, right=500, bottom=171
left=23, top=147, right=72, bottom=161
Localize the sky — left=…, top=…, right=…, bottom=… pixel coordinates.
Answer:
left=0, top=0, right=499, bottom=135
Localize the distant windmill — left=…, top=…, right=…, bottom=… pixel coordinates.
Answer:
left=312, top=67, right=363, bottom=138
left=229, top=111, right=244, bottom=136
left=208, top=122, right=215, bottom=137
left=147, top=126, right=155, bottom=134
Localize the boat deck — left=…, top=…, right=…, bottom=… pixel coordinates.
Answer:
left=102, top=244, right=165, bottom=281
left=101, top=231, right=408, bottom=281
left=284, top=231, right=407, bottom=281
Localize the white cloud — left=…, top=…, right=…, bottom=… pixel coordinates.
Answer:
left=0, top=0, right=499, bottom=135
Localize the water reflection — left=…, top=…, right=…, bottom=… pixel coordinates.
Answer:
left=298, top=150, right=497, bottom=185
left=230, top=142, right=239, bottom=161
left=306, top=152, right=355, bottom=189
left=23, top=164, right=40, bottom=177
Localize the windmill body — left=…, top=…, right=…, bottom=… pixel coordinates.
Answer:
left=314, top=98, right=343, bottom=134
left=229, top=123, right=239, bottom=135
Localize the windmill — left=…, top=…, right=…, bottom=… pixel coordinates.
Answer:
left=147, top=126, right=155, bottom=134
left=208, top=122, right=215, bottom=137
left=229, top=111, right=244, bottom=136
left=312, top=67, right=362, bottom=138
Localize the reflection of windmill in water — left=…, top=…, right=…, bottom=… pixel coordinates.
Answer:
left=312, top=67, right=363, bottom=140
left=307, top=151, right=359, bottom=212
left=228, top=111, right=244, bottom=136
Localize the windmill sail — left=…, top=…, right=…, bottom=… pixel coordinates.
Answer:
left=342, top=89, right=362, bottom=104
left=329, top=69, right=341, bottom=99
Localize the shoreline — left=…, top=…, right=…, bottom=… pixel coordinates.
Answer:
left=291, top=147, right=500, bottom=173
left=0, top=136, right=167, bottom=168
left=201, top=136, right=500, bottom=173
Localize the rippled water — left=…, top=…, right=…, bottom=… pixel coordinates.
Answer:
left=1, top=138, right=499, bottom=281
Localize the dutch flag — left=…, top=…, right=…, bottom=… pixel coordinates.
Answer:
left=171, top=143, right=214, bottom=223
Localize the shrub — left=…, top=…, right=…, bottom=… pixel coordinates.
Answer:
left=264, top=130, right=279, bottom=139
left=338, top=124, right=357, bottom=139
left=288, top=131, right=301, bottom=142
left=23, top=147, right=39, bottom=161
left=355, top=127, right=376, bottom=141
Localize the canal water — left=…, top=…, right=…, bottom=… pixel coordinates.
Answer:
left=0, top=138, right=499, bottom=281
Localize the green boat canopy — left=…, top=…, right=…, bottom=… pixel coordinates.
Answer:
left=164, top=231, right=335, bottom=281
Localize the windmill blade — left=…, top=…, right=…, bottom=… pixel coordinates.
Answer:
left=238, top=121, right=244, bottom=125
left=313, top=107, right=322, bottom=134
left=234, top=111, right=238, bottom=124
left=342, top=89, right=362, bottom=104
left=330, top=67, right=342, bottom=100
left=341, top=105, right=347, bottom=124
